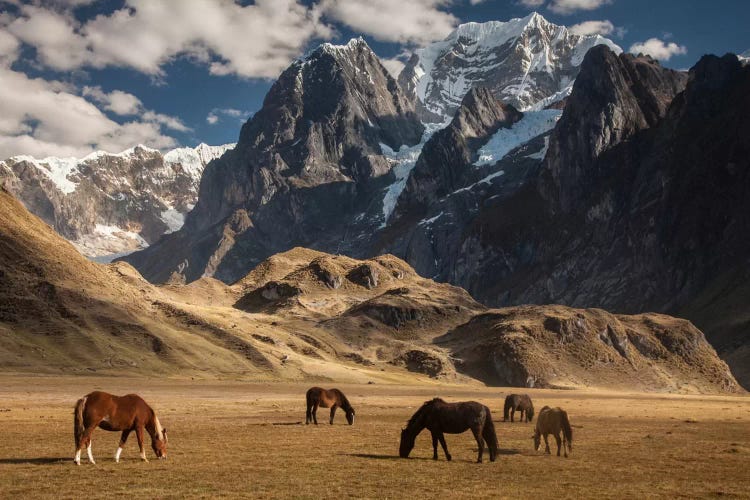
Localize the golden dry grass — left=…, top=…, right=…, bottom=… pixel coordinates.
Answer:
left=0, top=376, right=748, bottom=499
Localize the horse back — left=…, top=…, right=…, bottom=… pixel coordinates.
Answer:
left=307, top=387, right=335, bottom=408
left=84, top=391, right=151, bottom=430
left=432, top=401, right=487, bottom=434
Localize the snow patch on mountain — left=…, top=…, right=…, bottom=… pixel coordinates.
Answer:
left=379, top=121, right=447, bottom=227
left=73, top=224, right=149, bottom=262
left=474, top=110, right=562, bottom=166
left=164, top=143, right=234, bottom=184
left=9, top=155, right=81, bottom=194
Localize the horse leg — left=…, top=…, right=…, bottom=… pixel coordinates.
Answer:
left=511, top=408, right=515, bottom=423
left=554, top=432, right=562, bottom=456
left=543, top=434, right=551, bottom=454
left=471, top=427, right=485, bottom=463
left=135, top=426, right=148, bottom=462
left=115, top=429, right=131, bottom=463
left=431, top=431, right=439, bottom=460
left=305, top=402, right=310, bottom=424
left=329, top=405, right=337, bottom=425
left=438, top=433, right=451, bottom=461
left=312, top=402, right=319, bottom=425
left=76, top=423, right=98, bottom=465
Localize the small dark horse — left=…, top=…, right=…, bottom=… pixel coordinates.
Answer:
left=399, top=398, right=498, bottom=463
left=503, top=394, right=535, bottom=423
left=73, top=391, right=167, bottom=464
left=533, top=406, right=572, bottom=457
left=305, top=387, right=355, bottom=425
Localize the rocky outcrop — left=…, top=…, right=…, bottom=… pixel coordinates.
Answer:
left=123, top=38, right=424, bottom=283
left=437, top=306, right=740, bottom=393
left=0, top=143, right=232, bottom=260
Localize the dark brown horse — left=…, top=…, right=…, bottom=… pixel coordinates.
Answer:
left=533, top=406, right=572, bottom=457
left=73, top=391, right=167, bottom=465
left=305, top=387, right=355, bottom=425
left=399, top=398, right=498, bottom=463
left=503, top=394, right=535, bottom=423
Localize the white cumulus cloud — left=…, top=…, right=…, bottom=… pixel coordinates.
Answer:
left=317, top=0, right=458, bottom=45
left=569, top=20, right=625, bottom=38
left=549, top=0, right=612, bottom=15
left=629, top=38, right=687, bottom=61
left=3, top=0, right=334, bottom=79
left=206, top=108, right=248, bottom=126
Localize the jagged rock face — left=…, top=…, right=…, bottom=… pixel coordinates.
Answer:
left=0, top=143, right=232, bottom=260
left=123, top=38, right=424, bottom=283
left=539, top=45, right=688, bottom=211
left=376, top=86, right=553, bottom=281
left=398, top=12, right=621, bottom=122
left=392, top=87, right=522, bottom=218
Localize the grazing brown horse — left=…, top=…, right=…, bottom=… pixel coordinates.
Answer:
left=503, top=394, right=535, bottom=423
left=305, top=387, right=355, bottom=425
left=399, top=398, right=498, bottom=463
left=533, top=406, right=572, bottom=457
left=73, top=391, right=167, bottom=465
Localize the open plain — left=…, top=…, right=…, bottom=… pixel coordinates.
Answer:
left=0, top=376, right=748, bottom=499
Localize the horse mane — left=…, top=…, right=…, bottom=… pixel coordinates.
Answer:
left=406, top=398, right=444, bottom=429
left=333, top=389, right=353, bottom=411
left=146, top=404, right=165, bottom=441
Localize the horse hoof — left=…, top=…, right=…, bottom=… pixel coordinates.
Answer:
left=446, top=456, right=452, bottom=461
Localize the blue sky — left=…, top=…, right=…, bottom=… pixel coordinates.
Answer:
left=0, top=0, right=748, bottom=158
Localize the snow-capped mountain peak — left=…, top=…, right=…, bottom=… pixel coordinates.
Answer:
left=398, top=12, right=622, bottom=122
left=0, top=142, right=234, bottom=260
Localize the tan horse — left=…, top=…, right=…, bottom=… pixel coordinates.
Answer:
left=533, top=406, right=572, bottom=457
left=305, top=387, right=355, bottom=425
left=73, top=391, right=167, bottom=465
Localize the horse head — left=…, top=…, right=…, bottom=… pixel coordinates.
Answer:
left=527, top=407, right=535, bottom=422
left=399, top=427, right=415, bottom=458
left=532, top=431, right=541, bottom=451
left=152, top=427, right=168, bottom=459
left=345, top=407, right=355, bottom=425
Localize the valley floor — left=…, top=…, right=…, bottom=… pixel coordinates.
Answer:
left=0, top=376, right=748, bottom=499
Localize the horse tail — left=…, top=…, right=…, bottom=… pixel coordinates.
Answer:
left=483, top=407, right=499, bottom=460
left=73, top=396, right=87, bottom=447
left=503, top=396, right=511, bottom=421
left=560, top=409, right=573, bottom=453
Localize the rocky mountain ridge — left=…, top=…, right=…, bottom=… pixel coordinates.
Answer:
left=0, top=142, right=233, bottom=260
left=0, top=188, right=739, bottom=393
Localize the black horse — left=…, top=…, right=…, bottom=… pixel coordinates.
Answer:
left=399, top=398, right=498, bottom=463
left=503, top=394, right=535, bottom=423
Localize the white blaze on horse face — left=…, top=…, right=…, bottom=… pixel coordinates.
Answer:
left=115, top=447, right=122, bottom=463
left=87, top=443, right=95, bottom=464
